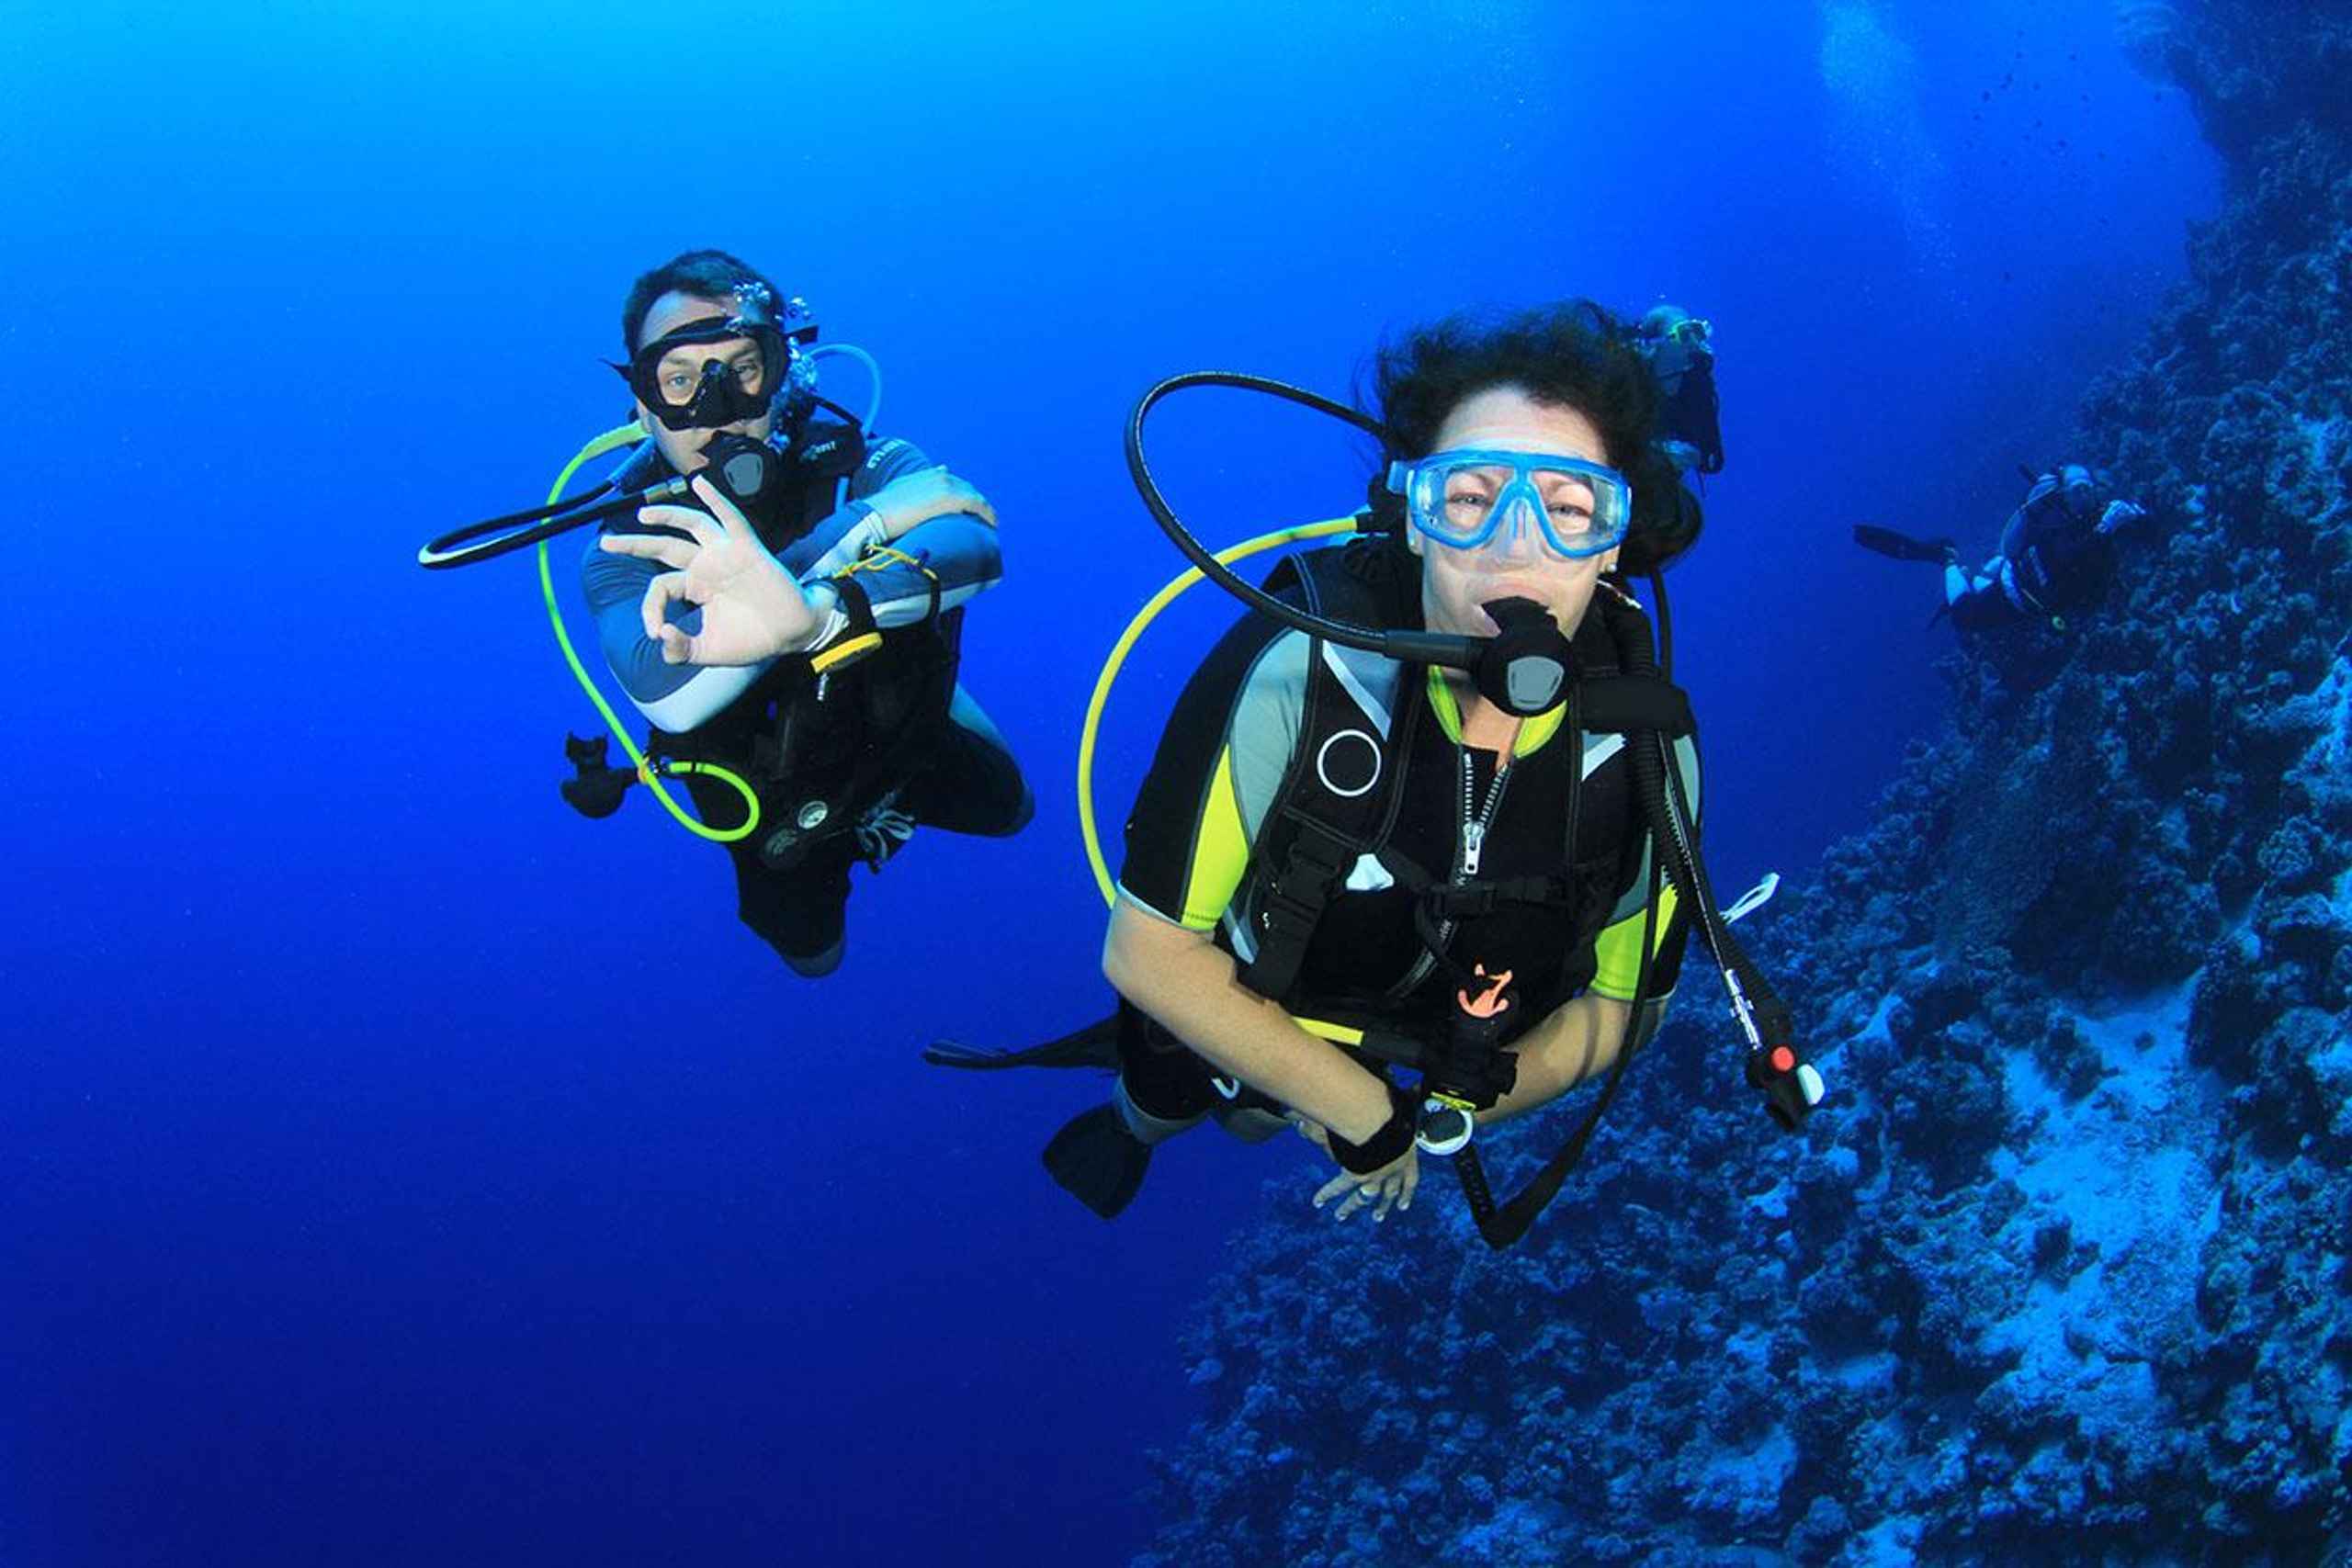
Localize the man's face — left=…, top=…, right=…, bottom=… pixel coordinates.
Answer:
left=631, top=288, right=775, bottom=474
left=2058, top=464, right=2097, bottom=520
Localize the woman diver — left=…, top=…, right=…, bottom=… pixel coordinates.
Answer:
left=936, top=300, right=1817, bottom=1235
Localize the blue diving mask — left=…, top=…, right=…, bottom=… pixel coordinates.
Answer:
left=1384, top=449, right=1633, bottom=559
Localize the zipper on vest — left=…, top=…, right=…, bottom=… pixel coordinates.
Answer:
left=1394, top=745, right=1513, bottom=998
left=1455, top=745, right=1510, bottom=889
left=1458, top=747, right=1510, bottom=877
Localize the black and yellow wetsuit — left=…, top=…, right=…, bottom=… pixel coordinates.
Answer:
left=1113, top=543, right=1696, bottom=1117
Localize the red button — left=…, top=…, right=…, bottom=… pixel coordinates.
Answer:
left=1770, top=1046, right=1796, bottom=1074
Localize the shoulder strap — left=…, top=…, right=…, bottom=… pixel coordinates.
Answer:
left=1238, top=544, right=1417, bottom=1000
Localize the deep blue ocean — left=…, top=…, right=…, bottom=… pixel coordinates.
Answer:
left=6, top=3, right=2233, bottom=1564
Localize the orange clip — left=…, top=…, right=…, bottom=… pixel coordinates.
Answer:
left=1457, top=964, right=1514, bottom=1020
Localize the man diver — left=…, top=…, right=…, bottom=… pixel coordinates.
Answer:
left=932, top=303, right=1818, bottom=1229
left=1632, top=303, right=1723, bottom=478
left=1855, top=463, right=2149, bottom=634
left=586, top=250, right=1032, bottom=976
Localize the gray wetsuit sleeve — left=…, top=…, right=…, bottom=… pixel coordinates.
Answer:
left=580, top=534, right=769, bottom=732
left=791, top=437, right=1003, bottom=629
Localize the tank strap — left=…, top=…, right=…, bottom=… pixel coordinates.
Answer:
left=1236, top=543, right=1413, bottom=999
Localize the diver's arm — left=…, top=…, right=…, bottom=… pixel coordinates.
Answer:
left=847, top=513, right=1004, bottom=626
left=791, top=437, right=933, bottom=579
left=791, top=438, right=1002, bottom=643
left=583, top=472, right=838, bottom=728
left=581, top=535, right=773, bottom=730
left=1476, top=994, right=1634, bottom=1125
left=1102, top=898, right=1399, bottom=1145
left=786, top=514, right=1002, bottom=653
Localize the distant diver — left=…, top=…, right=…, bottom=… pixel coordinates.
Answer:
left=1632, top=303, right=1723, bottom=478
left=930, top=303, right=1822, bottom=1248
left=420, top=250, right=1032, bottom=976
left=1855, top=463, right=2149, bottom=634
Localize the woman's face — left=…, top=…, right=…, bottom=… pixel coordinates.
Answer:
left=1410, top=384, right=1623, bottom=642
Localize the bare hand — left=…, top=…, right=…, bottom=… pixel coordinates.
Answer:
left=2097, top=499, right=2148, bottom=536
left=598, top=474, right=818, bottom=665
left=1300, top=1120, right=1419, bottom=1224
left=867, top=466, right=998, bottom=539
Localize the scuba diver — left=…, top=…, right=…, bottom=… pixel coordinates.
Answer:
left=1854, top=463, right=2149, bottom=634
left=424, top=248, right=1034, bottom=976
left=929, top=303, right=1821, bottom=1242
left=584, top=250, right=1034, bottom=975
left=1632, top=303, right=1723, bottom=478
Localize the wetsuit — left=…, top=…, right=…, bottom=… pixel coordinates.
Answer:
left=1642, top=336, right=1724, bottom=477
left=1945, top=472, right=2120, bottom=632
left=581, top=422, right=1030, bottom=967
left=1114, top=549, right=1694, bottom=1119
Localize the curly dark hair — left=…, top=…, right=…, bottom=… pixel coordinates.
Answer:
left=619, top=249, right=782, bottom=355
left=1366, top=300, right=1702, bottom=573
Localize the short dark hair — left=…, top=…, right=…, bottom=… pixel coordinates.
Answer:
left=1368, top=300, right=1702, bottom=573
left=619, top=249, right=782, bottom=355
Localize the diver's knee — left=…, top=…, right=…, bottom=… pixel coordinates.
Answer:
left=1114, top=1075, right=1208, bottom=1145
left=965, top=776, right=1034, bottom=839
left=1210, top=1102, right=1290, bottom=1144
left=1001, top=782, right=1036, bottom=836
left=775, top=936, right=845, bottom=978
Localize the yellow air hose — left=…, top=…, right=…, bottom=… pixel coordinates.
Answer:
left=1074, top=513, right=1379, bottom=1054
left=537, top=423, right=760, bottom=841
left=1076, top=516, right=1359, bottom=904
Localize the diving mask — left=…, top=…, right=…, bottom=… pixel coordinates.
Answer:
left=616, top=282, right=811, bottom=432
left=1385, top=449, right=1633, bottom=559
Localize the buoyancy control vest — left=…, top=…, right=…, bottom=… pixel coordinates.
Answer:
left=1224, top=538, right=1695, bottom=1032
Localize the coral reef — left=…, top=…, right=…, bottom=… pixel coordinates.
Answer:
left=1138, top=3, right=2351, bottom=1562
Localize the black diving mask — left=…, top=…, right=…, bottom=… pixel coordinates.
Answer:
left=614, top=282, right=793, bottom=432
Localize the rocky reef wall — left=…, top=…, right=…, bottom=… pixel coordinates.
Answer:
left=1137, top=3, right=2350, bottom=1562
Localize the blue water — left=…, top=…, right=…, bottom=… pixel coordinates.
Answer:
left=4, top=3, right=2218, bottom=1563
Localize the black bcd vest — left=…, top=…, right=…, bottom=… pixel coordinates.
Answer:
left=1228, top=535, right=1696, bottom=1033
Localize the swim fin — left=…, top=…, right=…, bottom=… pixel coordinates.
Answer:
left=1852, top=524, right=1956, bottom=564
left=1042, top=1103, right=1152, bottom=1219
left=924, top=1012, right=1121, bottom=1072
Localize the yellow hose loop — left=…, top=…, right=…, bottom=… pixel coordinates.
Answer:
left=536, top=421, right=760, bottom=842
left=1077, top=516, right=1360, bottom=906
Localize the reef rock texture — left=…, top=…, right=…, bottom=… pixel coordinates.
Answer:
left=1137, top=4, right=2351, bottom=1563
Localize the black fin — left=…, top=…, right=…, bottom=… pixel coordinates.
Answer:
left=1852, top=524, right=1956, bottom=564
left=923, top=1013, right=1122, bottom=1072
left=1042, top=1104, right=1152, bottom=1219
